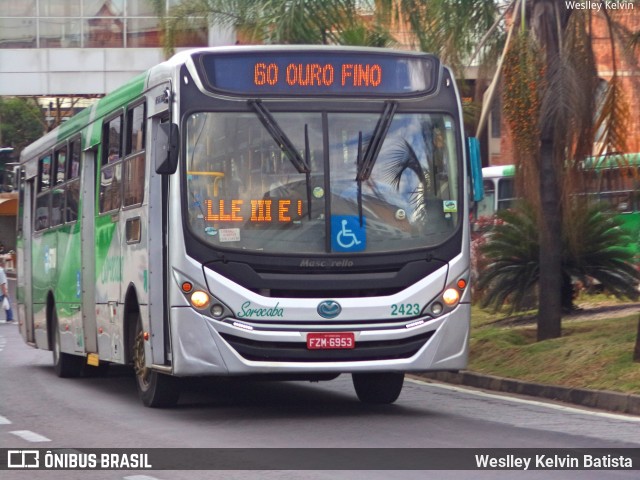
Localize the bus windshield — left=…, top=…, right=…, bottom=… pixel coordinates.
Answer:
left=185, top=110, right=459, bottom=254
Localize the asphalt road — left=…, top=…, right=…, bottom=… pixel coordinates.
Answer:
left=1, top=321, right=639, bottom=480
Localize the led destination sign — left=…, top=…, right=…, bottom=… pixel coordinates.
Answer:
left=199, top=51, right=438, bottom=96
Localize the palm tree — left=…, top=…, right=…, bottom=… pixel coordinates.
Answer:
left=399, top=0, right=637, bottom=340
left=478, top=201, right=640, bottom=314
left=393, top=0, right=637, bottom=340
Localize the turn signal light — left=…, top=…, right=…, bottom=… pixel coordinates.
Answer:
left=181, top=282, right=193, bottom=293
left=442, top=288, right=460, bottom=306
left=457, top=278, right=467, bottom=290
left=191, top=290, right=210, bottom=309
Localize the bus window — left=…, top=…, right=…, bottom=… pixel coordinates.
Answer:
left=100, top=115, right=123, bottom=213
left=35, top=155, right=52, bottom=231
left=38, top=155, right=51, bottom=192
left=50, top=146, right=68, bottom=227
left=126, top=102, right=145, bottom=155
left=65, top=139, right=81, bottom=223
left=54, top=146, right=67, bottom=185
left=497, top=178, right=515, bottom=211
left=476, top=179, right=496, bottom=217
left=123, top=102, right=146, bottom=207
left=185, top=111, right=459, bottom=253
left=51, top=187, right=65, bottom=226
left=68, top=139, right=81, bottom=180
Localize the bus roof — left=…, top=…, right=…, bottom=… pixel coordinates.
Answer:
left=481, top=154, right=640, bottom=179
left=482, top=164, right=515, bottom=178
left=582, top=153, right=640, bottom=170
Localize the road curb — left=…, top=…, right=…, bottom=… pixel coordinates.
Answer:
left=416, top=371, right=640, bottom=416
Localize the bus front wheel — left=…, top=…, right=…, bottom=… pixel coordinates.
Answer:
left=352, top=372, right=404, bottom=404
left=132, top=317, right=180, bottom=408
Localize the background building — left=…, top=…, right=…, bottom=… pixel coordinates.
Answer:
left=0, top=0, right=233, bottom=96
left=0, top=0, right=235, bottom=254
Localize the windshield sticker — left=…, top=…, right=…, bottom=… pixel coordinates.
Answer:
left=219, top=228, right=241, bottom=242
left=443, top=200, right=457, bottom=213
left=313, top=186, right=325, bottom=199
left=331, top=215, right=366, bottom=252
left=204, top=226, right=218, bottom=236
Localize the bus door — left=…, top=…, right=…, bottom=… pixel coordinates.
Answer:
left=18, top=170, right=34, bottom=344
left=97, top=114, right=125, bottom=362
left=81, top=148, right=98, bottom=356
left=146, top=83, right=173, bottom=366
left=118, top=101, right=148, bottom=361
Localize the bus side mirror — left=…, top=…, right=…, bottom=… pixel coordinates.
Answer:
left=467, top=137, right=484, bottom=202
left=155, top=123, right=179, bottom=175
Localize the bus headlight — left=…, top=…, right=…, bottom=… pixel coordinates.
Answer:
left=190, top=290, right=210, bottom=309
left=442, top=288, right=460, bottom=306
left=425, top=276, right=468, bottom=318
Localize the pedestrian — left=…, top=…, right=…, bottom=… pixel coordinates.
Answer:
left=0, top=257, right=14, bottom=323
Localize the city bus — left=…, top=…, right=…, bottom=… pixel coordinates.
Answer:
left=476, top=154, right=640, bottom=258
left=17, top=46, right=481, bottom=407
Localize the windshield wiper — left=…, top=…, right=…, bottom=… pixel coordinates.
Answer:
left=249, top=100, right=310, bottom=174
left=356, top=101, right=397, bottom=182
left=249, top=100, right=312, bottom=220
left=355, top=101, right=397, bottom=226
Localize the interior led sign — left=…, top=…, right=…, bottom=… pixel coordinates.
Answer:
left=197, top=51, right=438, bottom=96
left=203, top=198, right=304, bottom=224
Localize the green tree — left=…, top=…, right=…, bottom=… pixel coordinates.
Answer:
left=0, top=97, right=45, bottom=157
left=478, top=201, right=640, bottom=314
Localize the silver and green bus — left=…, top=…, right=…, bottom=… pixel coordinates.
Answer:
left=17, top=46, right=481, bottom=407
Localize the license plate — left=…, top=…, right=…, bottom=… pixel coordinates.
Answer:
left=307, top=332, right=355, bottom=350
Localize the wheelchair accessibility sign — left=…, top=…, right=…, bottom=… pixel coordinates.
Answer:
left=331, top=215, right=366, bottom=252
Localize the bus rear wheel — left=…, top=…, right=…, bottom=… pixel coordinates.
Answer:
left=352, top=372, right=404, bottom=404
left=52, top=311, right=84, bottom=378
left=132, top=316, right=180, bottom=408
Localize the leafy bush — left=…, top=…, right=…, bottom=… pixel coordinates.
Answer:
left=477, top=202, right=640, bottom=313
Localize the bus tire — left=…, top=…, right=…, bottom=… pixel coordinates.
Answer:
left=52, top=310, right=84, bottom=378
left=352, top=372, right=404, bottom=404
left=132, top=316, right=180, bottom=408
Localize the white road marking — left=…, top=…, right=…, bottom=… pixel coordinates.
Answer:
left=408, top=377, right=640, bottom=422
left=10, top=430, right=51, bottom=442
left=0, top=415, right=11, bottom=424
left=124, top=476, right=162, bottom=480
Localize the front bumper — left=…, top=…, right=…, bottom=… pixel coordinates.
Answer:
left=169, top=302, right=470, bottom=376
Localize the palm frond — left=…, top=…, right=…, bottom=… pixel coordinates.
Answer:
left=593, top=77, right=631, bottom=158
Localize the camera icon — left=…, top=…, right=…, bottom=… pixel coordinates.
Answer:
left=7, top=450, right=40, bottom=468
